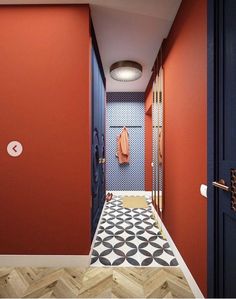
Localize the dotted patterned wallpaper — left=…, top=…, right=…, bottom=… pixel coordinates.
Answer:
left=106, top=92, right=145, bottom=191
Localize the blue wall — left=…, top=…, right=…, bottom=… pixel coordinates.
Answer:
left=106, top=92, right=145, bottom=191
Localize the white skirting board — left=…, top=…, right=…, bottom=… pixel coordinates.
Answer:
left=0, top=255, right=90, bottom=267
left=151, top=206, right=204, bottom=298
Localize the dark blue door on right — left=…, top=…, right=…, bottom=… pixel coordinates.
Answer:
left=91, top=48, right=105, bottom=240
left=213, top=0, right=236, bottom=297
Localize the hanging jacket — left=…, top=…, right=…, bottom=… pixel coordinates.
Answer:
left=116, top=127, right=130, bottom=164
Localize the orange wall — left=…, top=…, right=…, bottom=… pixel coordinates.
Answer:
left=163, top=0, right=207, bottom=294
left=0, top=6, right=91, bottom=254
left=145, top=89, right=152, bottom=190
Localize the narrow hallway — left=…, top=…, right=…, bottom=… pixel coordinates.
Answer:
left=0, top=0, right=208, bottom=298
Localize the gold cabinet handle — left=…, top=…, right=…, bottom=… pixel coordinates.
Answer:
left=99, top=158, right=106, bottom=164
left=212, top=179, right=230, bottom=192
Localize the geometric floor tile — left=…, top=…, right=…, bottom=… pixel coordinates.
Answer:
left=90, top=194, right=178, bottom=267
left=0, top=267, right=195, bottom=298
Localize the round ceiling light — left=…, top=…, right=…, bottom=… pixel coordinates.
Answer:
left=110, top=60, right=142, bottom=82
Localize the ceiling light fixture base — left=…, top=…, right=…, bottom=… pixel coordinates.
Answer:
left=110, top=60, right=142, bottom=82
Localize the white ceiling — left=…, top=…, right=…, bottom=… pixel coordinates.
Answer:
left=0, top=0, right=182, bottom=92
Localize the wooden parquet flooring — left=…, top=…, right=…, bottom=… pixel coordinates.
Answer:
left=0, top=267, right=195, bottom=298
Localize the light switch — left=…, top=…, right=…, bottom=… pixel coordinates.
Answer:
left=200, top=184, right=207, bottom=198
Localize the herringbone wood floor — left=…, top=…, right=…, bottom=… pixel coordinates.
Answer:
left=0, top=267, right=194, bottom=298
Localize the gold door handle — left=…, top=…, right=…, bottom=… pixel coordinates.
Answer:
left=212, top=179, right=230, bottom=192
left=102, top=158, right=106, bottom=164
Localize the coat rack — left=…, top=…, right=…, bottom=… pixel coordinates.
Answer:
left=109, top=125, right=142, bottom=128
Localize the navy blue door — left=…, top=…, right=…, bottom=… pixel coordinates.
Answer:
left=91, top=48, right=105, bottom=239
left=209, top=0, right=236, bottom=297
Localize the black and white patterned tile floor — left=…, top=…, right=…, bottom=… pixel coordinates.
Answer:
left=90, top=194, right=179, bottom=267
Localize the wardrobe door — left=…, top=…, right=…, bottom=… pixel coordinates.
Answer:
left=91, top=48, right=105, bottom=239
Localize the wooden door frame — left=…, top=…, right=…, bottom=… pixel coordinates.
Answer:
left=207, top=0, right=220, bottom=297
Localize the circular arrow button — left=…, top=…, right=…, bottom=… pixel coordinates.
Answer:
left=7, top=141, right=23, bottom=157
